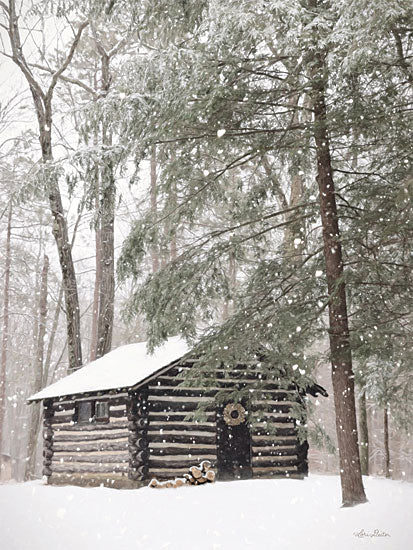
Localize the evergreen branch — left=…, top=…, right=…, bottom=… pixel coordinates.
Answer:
left=185, top=202, right=313, bottom=250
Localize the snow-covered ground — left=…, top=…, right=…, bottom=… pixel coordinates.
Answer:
left=1, top=475, right=411, bottom=550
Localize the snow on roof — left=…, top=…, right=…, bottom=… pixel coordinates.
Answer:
left=28, top=337, right=190, bottom=402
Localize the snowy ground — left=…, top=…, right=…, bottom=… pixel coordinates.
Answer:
left=0, top=475, right=412, bottom=550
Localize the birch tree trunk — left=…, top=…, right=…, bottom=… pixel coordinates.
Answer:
left=25, top=254, right=49, bottom=480
left=0, top=202, right=12, bottom=450
left=311, top=53, right=367, bottom=506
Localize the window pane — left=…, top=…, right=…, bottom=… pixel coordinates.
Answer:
left=77, top=402, right=92, bottom=423
left=95, top=401, right=109, bottom=420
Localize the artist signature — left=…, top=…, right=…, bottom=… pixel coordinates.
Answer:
left=353, top=529, right=390, bottom=538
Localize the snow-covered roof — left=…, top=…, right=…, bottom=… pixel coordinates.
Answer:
left=28, top=337, right=190, bottom=402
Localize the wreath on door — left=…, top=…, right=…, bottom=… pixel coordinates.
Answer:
left=223, top=403, right=246, bottom=426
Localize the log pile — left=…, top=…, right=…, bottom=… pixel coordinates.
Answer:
left=149, top=460, right=215, bottom=488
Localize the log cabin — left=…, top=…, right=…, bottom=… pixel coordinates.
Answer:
left=28, top=337, right=327, bottom=488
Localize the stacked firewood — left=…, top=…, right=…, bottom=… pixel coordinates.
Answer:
left=149, top=460, right=215, bottom=489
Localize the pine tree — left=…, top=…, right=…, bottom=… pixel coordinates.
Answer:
left=112, top=0, right=412, bottom=505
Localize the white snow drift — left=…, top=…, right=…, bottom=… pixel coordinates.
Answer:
left=0, top=475, right=411, bottom=550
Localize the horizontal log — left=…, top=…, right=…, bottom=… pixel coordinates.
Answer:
left=155, top=376, right=296, bottom=391
left=54, top=422, right=128, bottom=432
left=52, top=454, right=129, bottom=464
left=167, top=367, right=297, bottom=383
left=54, top=409, right=75, bottom=418
left=148, top=401, right=215, bottom=413
left=249, top=427, right=296, bottom=437
left=250, top=416, right=294, bottom=425
left=50, top=415, right=74, bottom=425
left=53, top=431, right=127, bottom=443
left=148, top=384, right=296, bottom=402
left=148, top=468, right=192, bottom=479
left=149, top=458, right=216, bottom=469
left=148, top=431, right=216, bottom=445
left=149, top=421, right=216, bottom=432
left=55, top=393, right=130, bottom=406
left=110, top=409, right=127, bottom=418
left=148, top=386, right=221, bottom=397
left=148, top=430, right=215, bottom=438
left=252, top=465, right=298, bottom=473
left=252, top=422, right=295, bottom=430
left=252, top=472, right=304, bottom=480
left=251, top=456, right=299, bottom=467
left=149, top=442, right=216, bottom=450
left=250, top=402, right=294, bottom=413
left=52, top=463, right=129, bottom=474
left=252, top=445, right=298, bottom=455
left=149, top=448, right=216, bottom=458
left=151, top=455, right=216, bottom=463
left=52, top=441, right=129, bottom=453
left=148, top=411, right=215, bottom=420
left=149, top=395, right=212, bottom=404
left=251, top=435, right=298, bottom=446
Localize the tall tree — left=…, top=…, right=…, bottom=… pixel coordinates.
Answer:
left=0, top=200, right=12, bottom=450
left=25, top=253, right=49, bottom=480
left=117, top=0, right=412, bottom=505
left=0, top=1, right=87, bottom=371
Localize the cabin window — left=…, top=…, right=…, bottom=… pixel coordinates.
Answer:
left=76, top=401, right=93, bottom=424
left=95, top=401, right=109, bottom=422
left=74, top=400, right=110, bottom=423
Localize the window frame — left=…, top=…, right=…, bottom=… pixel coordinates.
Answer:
left=74, top=399, right=110, bottom=424
left=94, top=401, right=110, bottom=423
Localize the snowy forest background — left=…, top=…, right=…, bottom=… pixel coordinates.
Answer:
left=0, top=0, right=412, bottom=493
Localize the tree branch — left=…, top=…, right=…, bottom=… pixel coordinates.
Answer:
left=29, top=62, right=97, bottom=98
left=46, top=20, right=89, bottom=105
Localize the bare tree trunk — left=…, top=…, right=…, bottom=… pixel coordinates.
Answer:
left=150, top=146, right=160, bottom=273
left=43, top=284, right=63, bottom=386
left=90, top=162, right=102, bottom=361
left=96, top=50, right=115, bottom=359
left=25, top=254, right=49, bottom=480
left=0, top=202, right=12, bottom=451
left=4, top=2, right=86, bottom=372
left=311, top=57, right=367, bottom=506
left=358, top=389, right=369, bottom=476
left=384, top=406, right=391, bottom=478
left=223, top=251, right=237, bottom=320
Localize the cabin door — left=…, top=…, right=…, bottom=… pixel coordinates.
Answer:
left=216, top=401, right=252, bottom=480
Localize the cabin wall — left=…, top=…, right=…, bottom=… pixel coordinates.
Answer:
left=43, top=362, right=308, bottom=486
left=138, top=362, right=307, bottom=482
left=249, top=388, right=307, bottom=479
left=45, top=393, right=133, bottom=487
left=143, top=363, right=218, bottom=480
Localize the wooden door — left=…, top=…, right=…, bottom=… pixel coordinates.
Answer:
left=216, top=401, right=252, bottom=480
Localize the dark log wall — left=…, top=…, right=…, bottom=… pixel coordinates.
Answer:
left=44, top=360, right=308, bottom=486
left=141, top=361, right=307, bottom=481
left=144, top=363, right=217, bottom=480
left=249, top=388, right=307, bottom=478
left=47, top=392, right=130, bottom=485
